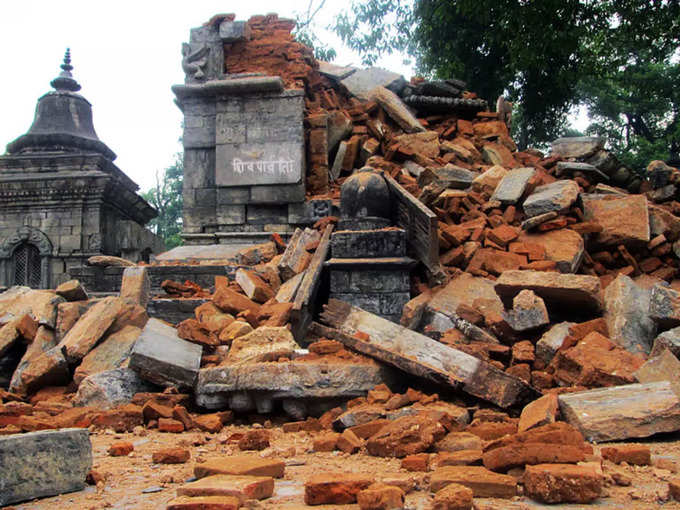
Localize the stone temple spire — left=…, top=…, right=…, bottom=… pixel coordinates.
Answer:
left=50, top=48, right=82, bottom=92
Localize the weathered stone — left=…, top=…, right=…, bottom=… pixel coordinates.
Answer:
left=195, top=456, right=285, bottom=479
left=219, top=19, right=251, bottom=42
left=650, top=284, right=680, bottom=329
left=550, top=331, right=644, bottom=387
left=435, top=431, right=483, bottom=453
left=304, top=473, right=375, bottom=505
left=495, top=270, right=602, bottom=315
left=551, top=136, right=604, bottom=159
left=471, top=165, right=507, bottom=194
left=278, top=227, right=319, bottom=281
left=481, top=143, right=516, bottom=167
left=343, top=68, right=407, bottom=99
left=87, top=255, right=135, bottom=267
left=128, top=318, right=202, bottom=388
left=73, top=325, right=141, bottom=384
left=604, top=274, right=656, bottom=354
left=582, top=194, right=650, bottom=246
left=119, top=266, right=151, bottom=308
left=0, top=287, right=64, bottom=328
left=559, top=381, right=680, bottom=441
left=166, top=496, right=240, bottom=510
left=15, top=346, right=69, bottom=395
left=634, top=348, right=680, bottom=397
left=433, top=165, right=477, bottom=189
left=504, top=289, right=549, bottom=332
left=366, top=414, right=446, bottom=458
left=0, top=319, right=21, bottom=359
left=235, top=268, right=274, bottom=303
left=8, top=325, right=57, bottom=394
left=369, top=86, right=425, bottom=133
left=518, top=229, right=584, bottom=273
left=430, top=466, right=517, bottom=498
left=226, top=326, right=298, bottom=363
left=0, top=428, right=92, bottom=506
left=55, top=280, right=88, bottom=301
left=555, top=161, right=609, bottom=181
left=601, top=444, right=651, bottom=465
left=218, top=320, right=253, bottom=343
left=74, top=367, right=155, bottom=409
left=58, top=296, right=126, bottom=364
left=651, top=326, right=680, bottom=359
left=432, top=482, right=473, bottom=510
left=177, top=474, right=274, bottom=502
left=491, top=167, right=535, bottom=204
left=394, top=131, right=440, bottom=159
left=482, top=442, right=586, bottom=472
left=357, top=483, right=405, bottom=510
left=518, top=394, right=558, bottom=433
left=523, top=180, right=579, bottom=218
left=535, top=322, right=574, bottom=365
left=524, top=463, right=602, bottom=504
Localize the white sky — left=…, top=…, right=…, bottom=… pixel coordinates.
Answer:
left=0, top=0, right=413, bottom=193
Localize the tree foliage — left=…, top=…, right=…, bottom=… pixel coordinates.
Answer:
left=143, top=156, right=183, bottom=249
left=333, top=0, right=680, bottom=165
left=293, top=0, right=338, bottom=62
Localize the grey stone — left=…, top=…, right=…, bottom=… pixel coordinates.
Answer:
left=651, top=326, right=680, bottom=359
left=536, top=322, right=575, bottom=364
left=520, top=211, right=558, bottom=231
left=649, top=283, right=680, bottom=329
left=318, top=60, right=357, bottom=81
left=330, top=141, right=347, bottom=180
left=491, top=167, right=536, bottom=205
left=247, top=204, right=288, bottom=225
left=216, top=204, right=246, bottom=225
left=0, top=428, right=92, bottom=506
left=634, top=349, right=680, bottom=398
left=585, top=149, right=619, bottom=175
left=219, top=20, right=251, bottom=42
left=327, top=110, right=353, bottom=153
left=522, top=180, right=579, bottom=218
left=215, top=140, right=304, bottom=186
left=369, top=86, right=426, bottom=134
left=331, top=229, right=407, bottom=258
left=555, top=161, right=608, bottom=181
left=216, top=186, right=250, bottom=205
left=330, top=269, right=409, bottom=294
left=119, top=266, right=151, bottom=308
left=129, top=318, right=202, bottom=389
left=183, top=25, right=224, bottom=83
left=648, top=183, right=676, bottom=203
left=433, top=165, right=477, bottom=189
left=403, top=160, right=425, bottom=178
left=550, top=136, right=605, bottom=159
left=604, top=275, right=656, bottom=355
left=73, top=367, right=155, bottom=409
left=504, top=290, right=549, bottom=332
left=287, top=199, right=334, bottom=224
left=250, top=183, right=305, bottom=204
left=341, top=67, right=407, bottom=99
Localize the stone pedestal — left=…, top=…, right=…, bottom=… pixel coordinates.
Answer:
left=327, top=228, right=415, bottom=323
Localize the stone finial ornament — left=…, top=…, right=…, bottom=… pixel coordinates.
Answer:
left=50, top=48, right=81, bottom=92
left=339, top=167, right=392, bottom=230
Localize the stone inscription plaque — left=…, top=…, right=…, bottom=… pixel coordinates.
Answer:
left=215, top=93, right=304, bottom=187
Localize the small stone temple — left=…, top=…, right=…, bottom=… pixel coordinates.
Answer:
left=0, top=50, right=164, bottom=289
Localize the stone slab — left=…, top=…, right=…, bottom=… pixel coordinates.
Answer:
left=634, top=348, right=680, bottom=397
left=491, top=167, right=536, bottom=204
left=197, top=360, right=395, bottom=399
left=0, top=428, right=92, bottom=506
left=522, top=180, right=579, bottom=218
left=129, top=318, right=202, bottom=389
left=74, top=367, right=155, bottom=409
left=551, top=137, right=604, bottom=159
left=582, top=194, right=650, bottom=246
left=341, top=67, right=407, bottom=99
left=604, top=275, right=656, bottom=355
left=558, top=381, right=680, bottom=442
left=215, top=141, right=304, bottom=186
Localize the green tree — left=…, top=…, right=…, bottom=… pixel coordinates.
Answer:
left=333, top=0, right=680, bottom=158
left=143, top=155, right=183, bottom=249
left=293, top=0, right=338, bottom=62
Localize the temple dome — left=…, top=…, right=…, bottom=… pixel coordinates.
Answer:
left=6, top=49, right=116, bottom=160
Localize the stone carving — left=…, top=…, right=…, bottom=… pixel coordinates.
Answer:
left=0, top=226, right=52, bottom=258
left=182, top=42, right=210, bottom=82
left=232, top=158, right=297, bottom=176
left=88, top=233, right=102, bottom=252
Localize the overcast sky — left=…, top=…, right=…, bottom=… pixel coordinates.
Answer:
left=0, top=1, right=413, bottom=192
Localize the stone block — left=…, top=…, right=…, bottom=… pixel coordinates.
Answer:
left=331, top=229, right=407, bottom=258
left=226, top=326, right=298, bottom=363
left=219, top=20, right=251, bottom=42
left=582, top=194, right=650, bottom=246
left=651, top=326, right=680, bottom=358
left=491, top=167, right=535, bottom=204
left=369, top=86, right=425, bottom=133
left=250, top=182, right=305, bottom=204
left=216, top=204, right=246, bottom=225
left=523, top=179, right=579, bottom=218
left=74, top=367, right=155, bottom=409
left=518, top=229, right=584, bottom=273
left=246, top=204, right=288, bottom=224
left=119, top=266, right=150, bottom=308
left=604, top=274, right=656, bottom=354
left=551, top=136, right=604, bottom=158
left=0, top=428, right=92, bottom=506
left=535, top=322, right=574, bottom=364
left=525, top=464, right=602, bottom=504
left=342, top=68, right=407, bottom=99
left=177, top=474, right=274, bottom=502
left=650, top=284, right=680, bottom=329
left=55, top=279, right=88, bottom=301
left=559, top=381, right=680, bottom=442
left=128, top=318, right=202, bottom=388
left=73, top=325, right=142, bottom=385
left=634, top=348, right=680, bottom=397
left=287, top=199, right=334, bottom=224
left=216, top=186, right=250, bottom=205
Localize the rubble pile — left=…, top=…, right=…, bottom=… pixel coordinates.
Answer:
left=5, top=11, right=680, bottom=510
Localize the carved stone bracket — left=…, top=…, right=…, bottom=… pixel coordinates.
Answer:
left=0, top=225, right=53, bottom=258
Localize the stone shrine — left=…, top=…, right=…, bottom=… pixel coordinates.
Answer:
left=173, top=17, right=332, bottom=246
left=0, top=50, right=164, bottom=289
left=326, top=168, right=415, bottom=323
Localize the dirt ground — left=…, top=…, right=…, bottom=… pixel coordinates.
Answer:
left=5, top=424, right=680, bottom=510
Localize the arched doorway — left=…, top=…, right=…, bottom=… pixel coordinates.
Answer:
left=12, top=242, right=42, bottom=287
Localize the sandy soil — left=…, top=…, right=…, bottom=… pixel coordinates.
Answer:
left=6, top=424, right=680, bottom=510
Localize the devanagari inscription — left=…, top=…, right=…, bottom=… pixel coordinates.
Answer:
left=233, top=158, right=297, bottom=176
